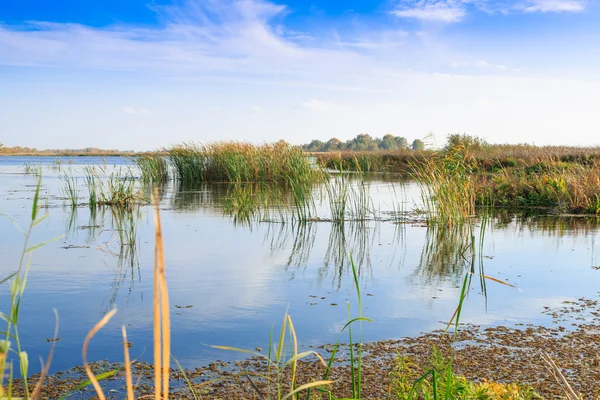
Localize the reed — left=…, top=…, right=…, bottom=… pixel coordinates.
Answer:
left=82, top=166, right=138, bottom=210
left=0, top=177, right=60, bottom=399
left=323, top=172, right=374, bottom=223
left=134, top=154, right=169, bottom=184
left=411, top=149, right=476, bottom=225
left=22, top=162, right=42, bottom=176
left=60, top=170, right=79, bottom=208
left=167, top=141, right=324, bottom=186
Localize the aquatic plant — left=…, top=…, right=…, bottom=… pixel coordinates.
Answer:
left=0, top=177, right=61, bottom=399
left=167, top=141, right=324, bottom=186
left=323, top=172, right=374, bottom=223
left=60, top=170, right=79, bottom=208
left=22, top=162, right=42, bottom=176
left=133, top=154, right=169, bottom=184
left=411, top=149, right=476, bottom=225
left=81, top=166, right=138, bottom=210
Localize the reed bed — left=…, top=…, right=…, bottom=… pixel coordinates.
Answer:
left=474, top=160, right=600, bottom=214
left=133, top=154, right=169, bottom=184
left=83, top=166, right=138, bottom=210
left=410, top=150, right=476, bottom=225
left=167, top=141, right=324, bottom=186
left=315, top=150, right=431, bottom=174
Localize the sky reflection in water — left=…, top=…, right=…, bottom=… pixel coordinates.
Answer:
left=0, top=156, right=599, bottom=374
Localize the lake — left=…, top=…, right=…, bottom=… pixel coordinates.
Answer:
left=1, top=155, right=599, bottom=378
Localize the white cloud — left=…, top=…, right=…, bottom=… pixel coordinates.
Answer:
left=392, top=1, right=466, bottom=22
left=301, top=99, right=342, bottom=112
left=521, top=0, right=585, bottom=13
left=465, top=0, right=586, bottom=14
left=250, top=105, right=264, bottom=112
left=122, top=106, right=150, bottom=115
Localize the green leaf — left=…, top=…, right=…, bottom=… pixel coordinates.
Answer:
left=56, top=369, right=121, bottom=400
left=25, top=235, right=63, bottom=253
left=32, top=213, right=50, bottom=228
left=32, top=175, right=41, bottom=221
left=340, top=317, right=372, bottom=332
left=19, top=351, right=28, bottom=379
left=0, top=272, right=17, bottom=285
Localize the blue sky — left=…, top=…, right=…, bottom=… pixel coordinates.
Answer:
left=1, top=0, right=599, bottom=150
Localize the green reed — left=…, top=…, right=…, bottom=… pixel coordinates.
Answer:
left=81, top=166, right=138, bottom=210
left=22, top=163, right=41, bottom=176
left=167, top=141, right=324, bottom=186
left=82, top=166, right=98, bottom=208
left=133, top=154, right=169, bottom=184
left=324, top=172, right=373, bottom=223
left=60, top=170, right=79, bottom=208
left=411, top=149, right=476, bottom=225
left=1, top=176, right=60, bottom=399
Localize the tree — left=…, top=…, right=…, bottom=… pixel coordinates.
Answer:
left=324, top=138, right=343, bottom=151
left=306, top=140, right=325, bottom=152
left=395, top=136, right=409, bottom=149
left=380, top=134, right=398, bottom=150
left=411, top=139, right=425, bottom=151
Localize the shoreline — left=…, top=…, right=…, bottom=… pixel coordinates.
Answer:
left=12, top=295, right=600, bottom=399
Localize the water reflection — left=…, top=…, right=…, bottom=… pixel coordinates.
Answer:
left=64, top=204, right=142, bottom=308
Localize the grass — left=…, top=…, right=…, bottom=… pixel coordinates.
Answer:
left=167, top=141, right=324, bottom=186
left=59, top=170, right=79, bottom=208
left=315, top=137, right=600, bottom=216
left=133, top=154, right=169, bottom=184
left=410, top=148, right=476, bottom=225
left=82, top=166, right=139, bottom=210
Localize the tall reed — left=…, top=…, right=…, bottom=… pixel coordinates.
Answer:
left=134, top=154, right=169, bottom=184
left=411, top=150, right=476, bottom=225
left=1, top=176, right=60, bottom=399
left=167, top=141, right=324, bottom=186
left=60, top=170, right=79, bottom=208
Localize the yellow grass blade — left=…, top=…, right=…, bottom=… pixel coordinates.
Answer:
left=122, top=326, right=135, bottom=400
left=82, top=308, right=118, bottom=400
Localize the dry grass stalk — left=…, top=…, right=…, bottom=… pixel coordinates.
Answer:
left=122, top=326, right=135, bottom=400
left=82, top=308, right=118, bottom=400
left=541, top=352, right=581, bottom=400
left=153, top=187, right=170, bottom=400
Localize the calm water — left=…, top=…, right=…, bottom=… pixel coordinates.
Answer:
left=1, top=156, right=599, bottom=375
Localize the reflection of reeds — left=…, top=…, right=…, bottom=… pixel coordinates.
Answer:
left=323, top=222, right=375, bottom=289
left=172, top=181, right=313, bottom=225
left=414, top=220, right=489, bottom=288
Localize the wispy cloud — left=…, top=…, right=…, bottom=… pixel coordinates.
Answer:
left=520, top=0, right=585, bottom=13
left=391, top=0, right=586, bottom=20
left=466, top=0, right=586, bottom=14
left=392, top=1, right=466, bottom=22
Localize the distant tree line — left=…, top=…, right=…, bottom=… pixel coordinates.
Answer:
left=301, top=134, right=425, bottom=152
left=0, top=144, right=135, bottom=155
